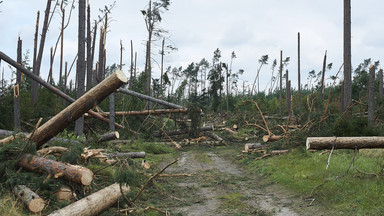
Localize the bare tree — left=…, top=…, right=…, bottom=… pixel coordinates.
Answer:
left=320, top=50, right=327, bottom=99
left=368, top=65, right=375, bottom=126
left=298, top=32, right=301, bottom=105
left=14, top=37, right=22, bottom=130
left=74, top=0, right=86, bottom=135
left=343, top=0, right=352, bottom=113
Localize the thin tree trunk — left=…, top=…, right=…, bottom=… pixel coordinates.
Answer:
left=379, top=69, right=383, bottom=98
left=91, top=20, right=97, bottom=86
left=285, top=69, right=289, bottom=114
left=59, top=6, right=65, bottom=89
left=134, top=52, right=137, bottom=79
left=368, top=65, right=375, bottom=126
left=64, top=61, right=68, bottom=92
left=97, top=27, right=104, bottom=84
left=31, top=0, right=52, bottom=106
left=298, top=32, right=301, bottom=106
left=109, top=93, right=115, bottom=131
left=86, top=3, right=92, bottom=91
left=160, top=38, right=165, bottom=97
left=74, top=0, right=86, bottom=136
left=321, top=50, right=327, bottom=100
left=279, top=50, right=283, bottom=115
left=343, top=0, right=352, bottom=113
left=14, top=37, right=22, bottom=130
left=341, top=80, right=344, bottom=113
left=47, top=47, right=53, bottom=83
left=129, top=40, right=134, bottom=89
left=226, top=66, right=229, bottom=113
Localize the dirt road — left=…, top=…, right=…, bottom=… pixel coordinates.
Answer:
left=159, top=149, right=324, bottom=215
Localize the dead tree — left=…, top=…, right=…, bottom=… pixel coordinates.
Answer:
left=368, top=65, right=375, bottom=126
left=14, top=37, right=22, bottom=130
left=31, top=0, right=52, bottom=106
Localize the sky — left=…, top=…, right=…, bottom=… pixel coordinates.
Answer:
left=1, top=0, right=384, bottom=94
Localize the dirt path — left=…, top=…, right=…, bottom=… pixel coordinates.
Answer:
left=161, top=149, right=322, bottom=216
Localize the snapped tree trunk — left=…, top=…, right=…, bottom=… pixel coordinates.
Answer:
left=48, top=183, right=130, bottom=216
left=14, top=37, right=22, bottom=130
left=104, top=152, right=145, bottom=159
left=19, top=154, right=93, bottom=185
left=297, top=32, right=301, bottom=106
left=321, top=50, right=327, bottom=99
left=306, top=137, right=384, bottom=150
left=368, top=65, right=375, bottom=126
left=279, top=50, right=283, bottom=115
left=13, top=185, right=45, bottom=213
left=96, top=108, right=188, bottom=116
left=343, top=0, right=352, bottom=113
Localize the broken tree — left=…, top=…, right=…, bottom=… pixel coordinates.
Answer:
left=0, top=70, right=127, bottom=147
left=19, top=154, right=93, bottom=186
left=48, top=183, right=130, bottom=216
left=306, top=137, right=384, bottom=150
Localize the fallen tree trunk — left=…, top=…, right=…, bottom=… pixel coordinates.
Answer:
left=13, top=185, right=45, bottom=213
left=153, top=125, right=214, bottom=137
left=48, top=183, right=130, bottom=216
left=104, top=152, right=145, bottom=159
left=208, top=132, right=224, bottom=142
left=0, top=51, right=123, bottom=129
left=19, top=154, right=93, bottom=185
left=244, top=143, right=266, bottom=153
left=181, top=140, right=226, bottom=147
left=99, top=131, right=119, bottom=142
left=306, top=137, right=384, bottom=150
left=37, top=146, right=68, bottom=156
left=224, top=127, right=238, bottom=135
left=1, top=70, right=127, bottom=147
left=118, top=88, right=186, bottom=109
left=262, top=135, right=283, bottom=143
left=97, top=108, right=188, bottom=116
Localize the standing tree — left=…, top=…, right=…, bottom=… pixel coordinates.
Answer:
left=343, top=0, right=352, bottom=113
left=320, top=50, right=327, bottom=99
left=251, top=55, right=269, bottom=95
left=74, top=0, right=86, bottom=135
left=208, top=48, right=224, bottom=112
left=14, top=37, right=22, bottom=130
left=297, top=32, right=301, bottom=106
left=368, top=65, right=375, bottom=126
left=141, top=0, right=171, bottom=109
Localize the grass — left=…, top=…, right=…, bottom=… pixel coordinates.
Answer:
left=219, top=146, right=384, bottom=215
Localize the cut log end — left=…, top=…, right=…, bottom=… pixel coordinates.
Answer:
left=81, top=169, right=94, bottom=186
left=29, top=198, right=45, bottom=213
left=263, top=135, right=283, bottom=143
left=115, top=70, right=128, bottom=83
left=115, top=131, right=120, bottom=139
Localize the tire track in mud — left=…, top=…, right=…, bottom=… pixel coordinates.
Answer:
left=164, top=151, right=301, bottom=216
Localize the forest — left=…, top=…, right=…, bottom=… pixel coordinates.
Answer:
left=1, top=0, right=384, bottom=215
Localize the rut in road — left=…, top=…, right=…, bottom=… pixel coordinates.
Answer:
left=163, top=150, right=301, bottom=216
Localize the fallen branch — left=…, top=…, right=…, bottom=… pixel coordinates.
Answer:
left=133, top=159, right=178, bottom=202
left=37, top=146, right=68, bottom=156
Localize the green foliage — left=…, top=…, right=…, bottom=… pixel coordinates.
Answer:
left=333, top=117, right=380, bottom=136
left=114, top=167, right=142, bottom=187
left=142, top=143, right=172, bottom=155
left=61, top=145, right=84, bottom=164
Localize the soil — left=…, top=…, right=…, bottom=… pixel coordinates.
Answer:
left=160, top=148, right=328, bottom=216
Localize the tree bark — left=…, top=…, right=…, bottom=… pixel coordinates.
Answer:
left=279, top=50, right=283, bottom=115
left=74, top=0, right=86, bottom=136
left=368, top=65, right=375, bottom=126
left=48, top=183, right=130, bottom=216
left=19, top=154, right=93, bottom=185
left=379, top=69, right=383, bottom=98
left=13, top=185, right=45, bottom=213
left=86, top=3, right=92, bottom=91
left=104, top=152, right=145, bottom=159
left=343, top=0, right=352, bottom=113
left=118, top=88, right=186, bottom=109
left=14, top=37, right=22, bottom=130
left=37, top=146, right=68, bottom=156
left=99, top=131, right=119, bottom=142
left=109, top=93, right=115, bottom=131
left=31, top=0, right=52, bottom=106
left=129, top=40, right=134, bottom=89
left=32, top=10, right=40, bottom=92
left=306, top=137, right=384, bottom=150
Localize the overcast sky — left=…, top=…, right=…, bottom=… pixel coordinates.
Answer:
left=1, top=0, right=383, bottom=93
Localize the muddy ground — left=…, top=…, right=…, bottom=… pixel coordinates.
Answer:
left=152, top=148, right=329, bottom=216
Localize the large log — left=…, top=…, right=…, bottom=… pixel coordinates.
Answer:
left=48, top=183, right=130, bottom=216
left=19, top=154, right=93, bottom=185
left=306, top=137, right=384, bottom=150
left=1, top=70, right=127, bottom=147
left=13, top=185, right=45, bottom=213
left=96, top=108, right=188, bottom=116
left=0, top=51, right=123, bottom=129
left=99, top=131, right=119, bottom=142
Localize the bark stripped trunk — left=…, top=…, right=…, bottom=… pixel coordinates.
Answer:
left=48, top=183, right=130, bottom=216
left=13, top=185, right=45, bottom=213
left=19, top=154, right=93, bottom=185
